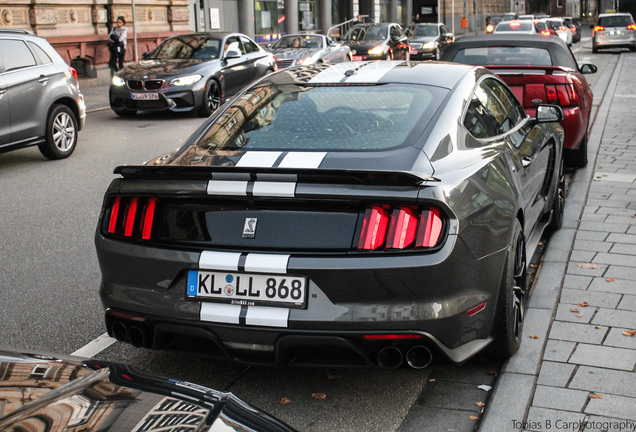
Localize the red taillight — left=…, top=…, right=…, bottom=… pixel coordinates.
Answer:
left=593, top=25, right=604, bottom=32
left=559, top=26, right=567, bottom=31
left=386, top=207, right=418, bottom=249
left=141, top=198, right=157, bottom=240
left=628, top=24, right=636, bottom=30
left=540, top=30, right=551, bottom=36
left=105, top=196, right=158, bottom=240
left=357, top=205, right=390, bottom=250
left=545, top=84, right=579, bottom=107
left=357, top=204, right=444, bottom=251
left=108, top=197, right=121, bottom=234
left=510, top=22, right=521, bottom=28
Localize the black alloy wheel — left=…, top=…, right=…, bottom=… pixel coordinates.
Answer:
left=39, top=104, right=78, bottom=160
left=490, top=219, right=527, bottom=358
left=548, top=158, right=565, bottom=232
left=199, top=79, right=222, bottom=117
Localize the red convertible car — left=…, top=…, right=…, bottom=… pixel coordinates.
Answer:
left=441, top=34, right=596, bottom=167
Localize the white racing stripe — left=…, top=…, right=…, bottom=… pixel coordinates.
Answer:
left=199, top=251, right=241, bottom=271
left=244, top=253, right=290, bottom=274
left=236, top=151, right=281, bottom=167
left=246, top=306, right=289, bottom=327
left=253, top=181, right=296, bottom=197
left=279, top=152, right=327, bottom=168
left=71, top=333, right=117, bottom=358
left=200, top=303, right=241, bottom=324
left=207, top=180, right=248, bottom=195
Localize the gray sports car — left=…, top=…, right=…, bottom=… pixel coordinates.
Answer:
left=109, top=32, right=276, bottom=117
left=268, top=34, right=352, bottom=69
left=96, top=61, right=565, bottom=369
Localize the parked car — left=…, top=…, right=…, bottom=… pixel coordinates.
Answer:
left=493, top=20, right=538, bottom=34
left=486, top=12, right=518, bottom=33
left=562, top=16, right=581, bottom=43
left=0, top=29, right=85, bottom=159
left=592, top=12, right=636, bottom=53
left=403, top=23, right=454, bottom=60
left=440, top=34, right=596, bottom=167
left=268, top=34, right=351, bottom=69
left=109, top=32, right=277, bottom=117
left=95, top=61, right=565, bottom=369
left=537, top=18, right=573, bottom=45
left=0, top=348, right=297, bottom=431
left=340, top=23, right=410, bottom=60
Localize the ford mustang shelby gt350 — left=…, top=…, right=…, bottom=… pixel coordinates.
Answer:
left=95, top=61, right=565, bottom=369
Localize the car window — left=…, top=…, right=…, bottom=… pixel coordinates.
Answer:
left=390, top=25, right=401, bottom=38
left=240, top=36, right=260, bottom=53
left=28, top=41, right=53, bottom=65
left=495, top=21, right=534, bottom=32
left=414, top=25, right=438, bottom=36
left=453, top=47, right=552, bottom=66
left=151, top=36, right=222, bottom=60
left=189, top=83, right=448, bottom=153
left=599, top=15, right=634, bottom=27
left=224, top=37, right=243, bottom=55
left=464, top=78, right=524, bottom=138
left=0, top=40, right=37, bottom=72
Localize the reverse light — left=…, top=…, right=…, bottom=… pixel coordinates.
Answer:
left=170, top=74, right=203, bottom=86
left=357, top=204, right=444, bottom=251
left=112, top=75, right=126, bottom=86
left=368, top=46, right=384, bottom=56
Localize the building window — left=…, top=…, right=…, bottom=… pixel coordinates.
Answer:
left=255, top=1, right=283, bottom=40
left=299, top=0, right=318, bottom=30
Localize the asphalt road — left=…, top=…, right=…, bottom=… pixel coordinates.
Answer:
left=0, top=29, right=615, bottom=431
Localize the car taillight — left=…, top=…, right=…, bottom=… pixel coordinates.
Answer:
left=105, top=196, right=158, bottom=240
left=357, top=204, right=443, bottom=251
left=628, top=24, right=636, bottom=30
left=540, top=30, right=551, bottom=36
left=559, top=26, right=567, bottom=31
left=68, top=67, right=79, bottom=89
left=545, top=83, right=579, bottom=107
left=593, top=25, right=604, bottom=32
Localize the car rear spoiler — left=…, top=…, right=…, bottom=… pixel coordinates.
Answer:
left=113, top=165, right=438, bottom=186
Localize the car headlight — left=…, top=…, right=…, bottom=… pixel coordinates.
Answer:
left=170, top=75, right=203, bottom=86
left=368, top=46, right=384, bottom=56
left=112, top=75, right=126, bottom=86
left=486, top=24, right=494, bottom=33
left=423, top=41, right=435, bottom=49
left=298, top=57, right=313, bottom=66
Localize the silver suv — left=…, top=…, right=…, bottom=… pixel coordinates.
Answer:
left=592, top=13, right=636, bottom=53
left=0, top=30, right=85, bottom=159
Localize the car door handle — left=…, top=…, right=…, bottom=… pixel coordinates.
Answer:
left=38, top=76, right=49, bottom=85
left=522, top=156, right=532, bottom=167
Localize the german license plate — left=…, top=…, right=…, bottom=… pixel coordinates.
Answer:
left=187, top=270, right=306, bottom=308
left=352, top=56, right=363, bottom=61
left=131, top=92, right=159, bottom=100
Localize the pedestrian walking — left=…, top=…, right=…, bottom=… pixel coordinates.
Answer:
left=108, top=16, right=128, bottom=74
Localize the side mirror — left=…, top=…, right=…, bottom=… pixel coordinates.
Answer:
left=535, top=104, right=564, bottom=123
left=267, top=43, right=273, bottom=49
left=580, top=63, right=598, bottom=74
left=141, top=51, right=150, bottom=60
left=224, top=49, right=241, bottom=59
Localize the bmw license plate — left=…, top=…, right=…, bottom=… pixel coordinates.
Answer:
left=131, top=92, right=159, bottom=100
left=187, top=270, right=306, bottom=308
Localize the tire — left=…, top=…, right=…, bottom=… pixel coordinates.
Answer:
left=566, top=130, right=588, bottom=168
left=490, top=219, right=527, bottom=359
left=199, top=79, right=222, bottom=117
left=113, top=108, right=137, bottom=117
left=38, top=104, right=78, bottom=160
left=548, top=158, right=565, bottom=232
left=434, top=46, right=440, bottom=60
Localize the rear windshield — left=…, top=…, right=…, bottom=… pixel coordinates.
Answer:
left=453, top=46, right=552, bottom=66
left=189, top=83, right=447, bottom=152
left=598, top=15, right=634, bottom=27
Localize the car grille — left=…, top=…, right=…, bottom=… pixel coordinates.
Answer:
left=127, top=79, right=164, bottom=90
left=410, top=43, right=423, bottom=49
left=275, top=59, right=294, bottom=69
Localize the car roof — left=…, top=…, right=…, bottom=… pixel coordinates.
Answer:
left=598, top=12, right=633, bottom=17
left=262, top=61, right=479, bottom=89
